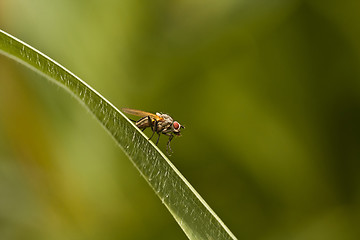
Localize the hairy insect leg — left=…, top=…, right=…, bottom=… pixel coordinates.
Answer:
left=166, top=134, right=174, bottom=155
left=148, top=116, right=153, bottom=131
left=149, top=117, right=157, bottom=140
left=155, top=133, right=161, bottom=145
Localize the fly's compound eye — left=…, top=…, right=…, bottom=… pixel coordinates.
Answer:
left=173, top=121, right=180, bottom=130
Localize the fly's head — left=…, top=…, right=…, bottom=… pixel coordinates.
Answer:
left=172, top=121, right=185, bottom=136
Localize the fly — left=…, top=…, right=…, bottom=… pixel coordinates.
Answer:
left=121, top=108, right=184, bottom=155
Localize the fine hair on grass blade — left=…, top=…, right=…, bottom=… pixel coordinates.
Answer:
left=0, top=29, right=237, bottom=240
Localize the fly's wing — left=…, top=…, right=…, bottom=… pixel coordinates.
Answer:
left=121, top=108, right=162, bottom=121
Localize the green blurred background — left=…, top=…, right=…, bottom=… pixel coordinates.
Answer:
left=1, top=0, right=360, bottom=239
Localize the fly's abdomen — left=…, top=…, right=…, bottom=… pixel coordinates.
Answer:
left=136, top=116, right=153, bottom=129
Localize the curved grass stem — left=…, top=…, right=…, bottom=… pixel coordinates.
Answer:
left=0, top=29, right=237, bottom=240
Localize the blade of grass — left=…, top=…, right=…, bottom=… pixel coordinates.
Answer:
left=0, top=29, right=237, bottom=240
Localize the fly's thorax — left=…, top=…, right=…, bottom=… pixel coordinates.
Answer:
left=155, top=113, right=172, bottom=132
left=160, top=114, right=173, bottom=125
left=157, top=113, right=173, bottom=121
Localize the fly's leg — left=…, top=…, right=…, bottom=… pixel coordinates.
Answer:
left=148, top=116, right=154, bottom=131
left=149, top=117, right=157, bottom=140
left=166, top=134, right=174, bottom=155
left=155, top=133, right=161, bottom=145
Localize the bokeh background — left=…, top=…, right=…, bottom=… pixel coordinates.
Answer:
left=1, top=0, right=360, bottom=239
